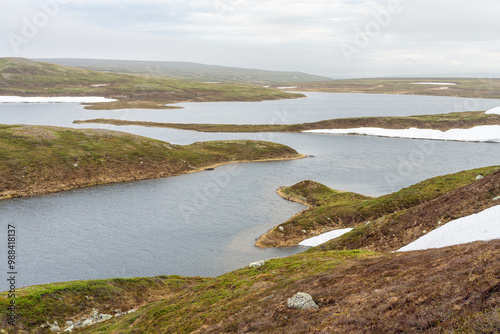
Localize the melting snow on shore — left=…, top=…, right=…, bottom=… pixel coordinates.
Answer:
left=486, top=106, right=500, bottom=115
left=299, top=228, right=353, bottom=247
left=304, top=106, right=500, bottom=143
left=412, top=82, right=457, bottom=85
left=304, top=125, right=500, bottom=143
left=0, top=96, right=117, bottom=103
left=397, top=205, right=500, bottom=252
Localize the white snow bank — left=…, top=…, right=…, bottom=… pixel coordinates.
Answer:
left=304, top=125, right=500, bottom=143
left=397, top=205, right=500, bottom=252
left=0, top=96, right=117, bottom=103
left=486, top=106, right=500, bottom=115
left=412, top=82, right=457, bottom=85
left=277, top=86, right=298, bottom=89
left=299, top=228, right=353, bottom=247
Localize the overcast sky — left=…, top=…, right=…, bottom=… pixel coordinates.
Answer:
left=1, top=0, right=499, bottom=78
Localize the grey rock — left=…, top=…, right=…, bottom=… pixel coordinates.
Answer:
left=493, top=196, right=500, bottom=201
left=249, top=260, right=265, bottom=268
left=64, top=325, right=74, bottom=332
left=287, top=292, right=319, bottom=310
left=476, top=175, right=484, bottom=180
left=278, top=226, right=285, bottom=232
left=49, top=323, right=61, bottom=332
left=81, top=319, right=93, bottom=327
left=99, top=314, right=112, bottom=322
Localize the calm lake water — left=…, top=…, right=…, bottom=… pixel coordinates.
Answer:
left=1, top=93, right=500, bottom=290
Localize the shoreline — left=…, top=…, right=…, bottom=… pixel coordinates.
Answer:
left=256, top=166, right=500, bottom=249
left=0, top=154, right=306, bottom=202
left=255, top=186, right=316, bottom=248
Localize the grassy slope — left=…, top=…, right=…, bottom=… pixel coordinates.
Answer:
left=5, top=241, right=500, bottom=333
left=0, top=58, right=304, bottom=110
left=0, top=124, right=302, bottom=200
left=285, top=77, right=500, bottom=99
left=0, top=276, right=207, bottom=332
left=256, top=166, right=500, bottom=248
left=75, top=110, right=500, bottom=133
left=37, top=58, right=332, bottom=84
left=314, top=168, right=500, bottom=253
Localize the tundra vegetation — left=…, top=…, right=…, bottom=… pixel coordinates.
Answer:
left=75, top=110, right=500, bottom=133
left=0, top=58, right=304, bottom=110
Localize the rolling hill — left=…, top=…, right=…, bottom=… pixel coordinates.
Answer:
left=36, top=58, right=332, bottom=84
left=0, top=58, right=304, bottom=109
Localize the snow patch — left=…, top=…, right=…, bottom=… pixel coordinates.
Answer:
left=277, top=86, right=298, bottom=89
left=304, top=125, right=500, bottom=143
left=397, top=205, right=500, bottom=252
left=0, top=96, right=117, bottom=103
left=486, top=106, right=500, bottom=115
left=299, top=228, right=353, bottom=247
left=412, top=82, right=457, bottom=85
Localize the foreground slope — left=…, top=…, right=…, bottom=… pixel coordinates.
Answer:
left=3, top=241, right=500, bottom=333
left=0, top=58, right=303, bottom=109
left=0, top=124, right=302, bottom=200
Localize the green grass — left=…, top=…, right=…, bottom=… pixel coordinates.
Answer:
left=76, top=250, right=377, bottom=334
left=0, top=276, right=207, bottom=331
left=75, top=110, right=500, bottom=133
left=0, top=58, right=304, bottom=109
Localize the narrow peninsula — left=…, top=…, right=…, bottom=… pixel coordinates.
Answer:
left=257, top=166, right=500, bottom=249
left=75, top=110, right=500, bottom=133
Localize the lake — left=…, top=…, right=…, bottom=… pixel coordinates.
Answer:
left=1, top=92, right=499, bottom=290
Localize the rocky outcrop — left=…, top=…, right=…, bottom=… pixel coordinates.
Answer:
left=249, top=260, right=266, bottom=268
left=42, top=308, right=137, bottom=332
left=287, top=292, right=319, bottom=310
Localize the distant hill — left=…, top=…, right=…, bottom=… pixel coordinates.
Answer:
left=0, top=57, right=304, bottom=109
left=36, top=58, right=332, bottom=84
